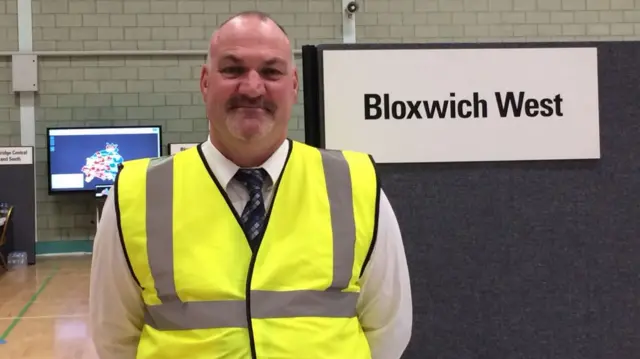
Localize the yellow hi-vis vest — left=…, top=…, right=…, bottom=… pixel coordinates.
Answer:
left=114, top=139, right=380, bottom=359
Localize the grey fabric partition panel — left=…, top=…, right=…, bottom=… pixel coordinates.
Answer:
left=302, top=41, right=640, bottom=359
left=0, top=146, right=36, bottom=265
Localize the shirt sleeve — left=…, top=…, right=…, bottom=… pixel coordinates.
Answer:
left=89, top=192, right=145, bottom=359
left=357, top=189, right=413, bottom=359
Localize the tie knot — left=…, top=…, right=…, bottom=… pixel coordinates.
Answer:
left=235, top=168, right=268, bottom=192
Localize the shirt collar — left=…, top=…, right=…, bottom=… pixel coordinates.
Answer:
left=200, top=135, right=290, bottom=190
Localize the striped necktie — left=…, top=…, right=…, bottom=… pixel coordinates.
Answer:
left=234, top=168, right=268, bottom=241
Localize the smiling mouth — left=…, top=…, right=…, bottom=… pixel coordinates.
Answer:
left=232, top=107, right=267, bottom=113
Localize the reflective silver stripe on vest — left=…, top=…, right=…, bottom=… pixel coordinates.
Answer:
left=144, top=291, right=359, bottom=330
left=143, top=149, right=359, bottom=331
left=145, top=299, right=247, bottom=330
left=320, top=150, right=355, bottom=291
left=146, top=156, right=178, bottom=305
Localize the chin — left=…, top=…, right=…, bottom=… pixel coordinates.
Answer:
left=228, top=116, right=273, bottom=142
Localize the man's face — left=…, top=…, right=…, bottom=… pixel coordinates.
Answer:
left=200, top=18, right=298, bottom=144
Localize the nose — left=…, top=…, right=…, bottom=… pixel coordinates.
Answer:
left=237, top=69, right=266, bottom=97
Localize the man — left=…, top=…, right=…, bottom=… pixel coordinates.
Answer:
left=89, top=11, right=412, bottom=359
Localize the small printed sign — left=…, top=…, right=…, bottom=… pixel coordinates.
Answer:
left=0, top=147, right=33, bottom=165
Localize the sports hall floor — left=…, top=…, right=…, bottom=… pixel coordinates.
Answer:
left=0, top=255, right=98, bottom=358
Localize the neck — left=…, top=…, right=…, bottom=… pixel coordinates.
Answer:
left=210, top=134, right=285, bottom=168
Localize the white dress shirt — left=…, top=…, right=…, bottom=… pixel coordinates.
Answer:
left=89, top=138, right=413, bottom=359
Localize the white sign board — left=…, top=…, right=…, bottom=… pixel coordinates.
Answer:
left=0, top=146, right=33, bottom=165
left=168, top=143, right=198, bottom=155
left=321, top=47, right=600, bottom=163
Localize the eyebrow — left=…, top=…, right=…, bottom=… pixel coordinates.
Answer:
left=219, top=54, right=287, bottom=67
left=219, top=54, right=242, bottom=64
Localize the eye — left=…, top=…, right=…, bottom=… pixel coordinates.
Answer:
left=220, top=66, right=245, bottom=76
left=261, top=68, right=283, bottom=79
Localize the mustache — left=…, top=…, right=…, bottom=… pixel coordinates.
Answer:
left=226, top=95, right=276, bottom=114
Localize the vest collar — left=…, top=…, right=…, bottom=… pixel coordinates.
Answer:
left=200, top=136, right=290, bottom=191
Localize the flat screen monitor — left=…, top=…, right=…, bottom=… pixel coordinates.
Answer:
left=47, top=126, right=162, bottom=194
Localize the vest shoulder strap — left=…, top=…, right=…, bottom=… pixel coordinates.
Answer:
left=294, top=142, right=381, bottom=278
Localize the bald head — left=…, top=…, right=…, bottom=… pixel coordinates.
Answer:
left=218, top=11, right=288, bottom=36
left=207, top=12, right=292, bottom=66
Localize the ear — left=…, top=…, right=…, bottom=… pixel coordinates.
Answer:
left=200, top=64, right=209, bottom=97
left=292, top=67, right=299, bottom=103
